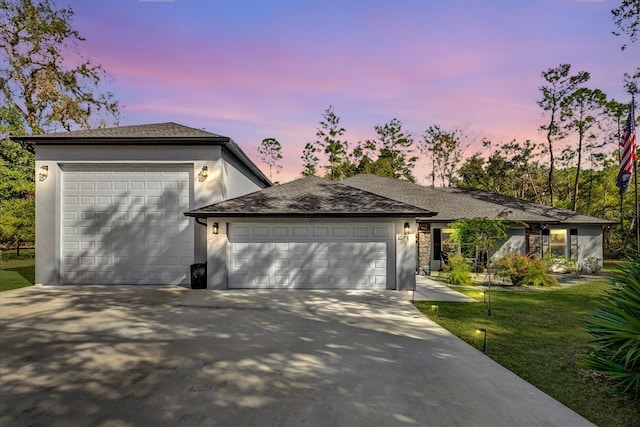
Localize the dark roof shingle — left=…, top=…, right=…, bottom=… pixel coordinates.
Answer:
left=11, top=122, right=225, bottom=141
left=342, top=174, right=615, bottom=225
left=186, top=176, right=435, bottom=218
left=11, top=122, right=271, bottom=186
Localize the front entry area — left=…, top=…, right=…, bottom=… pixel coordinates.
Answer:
left=227, top=222, right=393, bottom=289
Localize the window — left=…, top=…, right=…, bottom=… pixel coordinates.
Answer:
left=549, top=229, right=567, bottom=257
left=442, top=229, right=458, bottom=255
left=433, top=228, right=459, bottom=262
left=569, top=229, right=578, bottom=259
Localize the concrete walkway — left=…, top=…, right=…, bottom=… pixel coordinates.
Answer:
left=412, top=275, right=476, bottom=302
left=0, top=285, right=594, bottom=427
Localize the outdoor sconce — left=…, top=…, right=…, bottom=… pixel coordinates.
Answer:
left=39, top=165, right=49, bottom=181
left=198, top=165, right=209, bottom=182
left=475, top=327, right=487, bottom=353
left=404, top=222, right=411, bottom=235
left=212, top=222, right=219, bottom=235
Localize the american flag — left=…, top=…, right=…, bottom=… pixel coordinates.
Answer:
left=616, top=102, right=637, bottom=195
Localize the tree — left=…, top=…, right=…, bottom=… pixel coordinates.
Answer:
left=257, top=137, right=282, bottom=181
left=560, top=87, right=607, bottom=211
left=420, top=125, right=464, bottom=187
left=603, top=98, right=634, bottom=236
left=538, top=64, right=590, bottom=206
left=456, top=153, right=486, bottom=189
left=1, top=105, right=34, bottom=250
left=612, top=0, right=640, bottom=50
left=1, top=105, right=31, bottom=200
left=448, top=216, right=513, bottom=316
left=315, top=105, right=349, bottom=180
left=370, top=118, right=417, bottom=182
left=300, top=141, right=319, bottom=177
left=456, top=139, right=546, bottom=202
left=0, top=0, right=119, bottom=147
left=0, top=197, right=34, bottom=254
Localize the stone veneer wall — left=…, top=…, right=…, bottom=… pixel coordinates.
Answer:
left=527, top=224, right=541, bottom=256
left=417, top=223, right=431, bottom=274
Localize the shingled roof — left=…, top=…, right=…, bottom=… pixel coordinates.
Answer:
left=11, top=122, right=226, bottom=141
left=185, top=176, right=436, bottom=218
left=342, top=174, right=615, bottom=225
left=11, top=122, right=271, bottom=186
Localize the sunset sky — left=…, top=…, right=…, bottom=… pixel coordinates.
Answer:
left=65, top=0, right=638, bottom=184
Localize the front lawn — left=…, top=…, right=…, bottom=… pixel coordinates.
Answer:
left=415, top=281, right=640, bottom=427
left=0, top=250, right=35, bottom=292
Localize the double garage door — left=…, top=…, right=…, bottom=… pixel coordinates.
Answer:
left=228, top=223, right=393, bottom=289
left=61, top=165, right=193, bottom=285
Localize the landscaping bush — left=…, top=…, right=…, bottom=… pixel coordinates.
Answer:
left=446, top=254, right=473, bottom=286
left=495, top=251, right=559, bottom=287
left=584, top=257, right=640, bottom=398
left=545, top=254, right=576, bottom=273
left=576, top=256, right=601, bottom=275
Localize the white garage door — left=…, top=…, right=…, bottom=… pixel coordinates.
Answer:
left=61, top=165, right=193, bottom=284
left=228, top=223, right=392, bottom=289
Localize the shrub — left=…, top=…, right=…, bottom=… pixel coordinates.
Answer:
left=545, top=254, right=576, bottom=274
left=584, top=257, right=640, bottom=398
left=577, top=257, right=601, bottom=275
left=446, top=254, right=473, bottom=286
left=495, top=251, right=559, bottom=287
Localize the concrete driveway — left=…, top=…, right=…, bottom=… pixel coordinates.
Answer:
left=0, top=286, right=593, bottom=427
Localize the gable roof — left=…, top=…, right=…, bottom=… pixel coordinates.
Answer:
left=342, top=174, right=616, bottom=225
left=185, top=176, right=436, bottom=218
left=11, top=122, right=271, bottom=186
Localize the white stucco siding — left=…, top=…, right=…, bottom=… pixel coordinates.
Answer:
left=207, top=219, right=416, bottom=290
left=34, top=144, right=239, bottom=284
left=493, top=228, right=527, bottom=258
left=575, top=225, right=604, bottom=264
left=221, top=152, right=269, bottom=200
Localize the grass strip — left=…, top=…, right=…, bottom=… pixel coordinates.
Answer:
left=0, top=252, right=35, bottom=292
left=415, top=282, right=640, bottom=427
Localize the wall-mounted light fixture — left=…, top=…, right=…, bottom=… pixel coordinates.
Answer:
left=212, top=222, right=219, bottom=235
left=404, top=222, right=411, bottom=235
left=39, top=165, right=49, bottom=181
left=475, top=327, right=487, bottom=353
left=198, top=165, right=209, bottom=182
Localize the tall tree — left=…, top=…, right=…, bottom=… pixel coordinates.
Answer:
left=0, top=105, right=33, bottom=252
left=561, top=87, right=607, bottom=211
left=420, top=125, right=464, bottom=187
left=0, top=0, right=119, bottom=146
left=537, top=64, right=590, bottom=206
left=456, top=153, right=486, bottom=189
left=370, top=118, right=417, bottom=182
left=315, top=105, right=349, bottom=180
left=0, top=105, right=30, bottom=200
left=603, top=98, right=635, bottom=236
left=300, top=141, right=319, bottom=177
left=257, top=137, right=282, bottom=181
left=612, top=0, right=640, bottom=50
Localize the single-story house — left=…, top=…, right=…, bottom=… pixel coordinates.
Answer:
left=186, top=174, right=615, bottom=291
left=341, top=174, right=617, bottom=273
left=13, top=122, right=271, bottom=286
left=16, top=123, right=615, bottom=290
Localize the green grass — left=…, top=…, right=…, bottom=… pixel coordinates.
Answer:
left=0, top=249, right=35, bottom=292
left=415, top=282, right=640, bottom=427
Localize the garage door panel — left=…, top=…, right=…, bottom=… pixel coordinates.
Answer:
left=228, top=223, right=392, bottom=289
left=61, top=166, right=193, bottom=285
